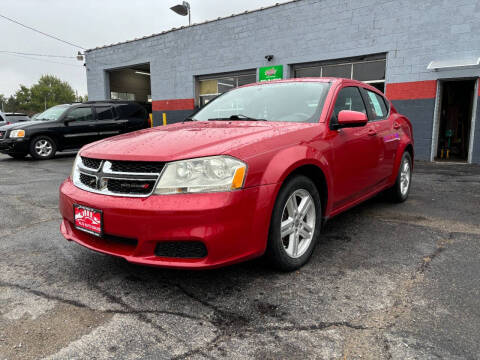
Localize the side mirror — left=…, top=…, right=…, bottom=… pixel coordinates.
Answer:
left=336, top=110, right=368, bottom=128
left=64, top=116, right=75, bottom=124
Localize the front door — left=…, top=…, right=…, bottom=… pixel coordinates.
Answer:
left=330, top=86, right=383, bottom=209
left=435, top=80, right=476, bottom=162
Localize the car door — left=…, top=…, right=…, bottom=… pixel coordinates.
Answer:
left=330, top=86, right=383, bottom=209
left=61, top=106, right=98, bottom=148
left=361, top=88, right=399, bottom=182
left=93, top=106, right=125, bottom=140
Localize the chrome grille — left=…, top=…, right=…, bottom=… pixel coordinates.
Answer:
left=111, top=161, right=165, bottom=174
left=82, top=157, right=102, bottom=170
left=74, top=158, right=164, bottom=197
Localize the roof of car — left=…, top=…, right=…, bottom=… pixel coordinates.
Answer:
left=83, top=100, right=146, bottom=106
left=239, top=77, right=385, bottom=95
left=5, top=113, right=28, bottom=116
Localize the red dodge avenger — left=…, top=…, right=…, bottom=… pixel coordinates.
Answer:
left=59, top=78, right=413, bottom=271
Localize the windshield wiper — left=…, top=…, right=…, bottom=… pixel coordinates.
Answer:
left=208, top=114, right=267, bottom=121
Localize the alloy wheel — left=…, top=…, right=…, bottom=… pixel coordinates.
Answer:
left=280, top=189, right=316, bottom=258
left=34, top=139, right=53, bottom=157
left=400, top=158, right=411, bottom=197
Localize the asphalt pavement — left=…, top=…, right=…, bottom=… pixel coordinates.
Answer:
left=0, top=152, right=479, bottom=359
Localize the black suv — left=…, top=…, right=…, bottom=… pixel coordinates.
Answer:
left=0, top=101, right=150, bottom=160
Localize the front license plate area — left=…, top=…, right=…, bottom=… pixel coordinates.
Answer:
left=74, top=205, right=103, bottom=237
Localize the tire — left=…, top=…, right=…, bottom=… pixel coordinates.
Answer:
left=388, top=152, right=412, bottom=203
left=8, top=153, right=27, bottom=159
left=29, top=135, right=57, bottom=160
left=266, top=175, right=322, bottom=271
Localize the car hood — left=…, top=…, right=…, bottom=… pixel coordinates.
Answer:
left=81, top=121, right=312, bottom=161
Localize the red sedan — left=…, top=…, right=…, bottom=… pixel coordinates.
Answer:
left=59, top=78, right=413, bottom=271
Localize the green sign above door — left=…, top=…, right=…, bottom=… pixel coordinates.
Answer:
left=259, top=65, right=284, bottom=81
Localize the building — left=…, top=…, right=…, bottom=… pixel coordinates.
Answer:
left=85, top=0, right=480, bottom=164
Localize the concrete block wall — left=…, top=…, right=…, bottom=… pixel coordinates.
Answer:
left=85, top=0, right=480, bottom=162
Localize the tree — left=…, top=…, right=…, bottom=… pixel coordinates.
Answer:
left=0, top=94, right=6, bottom=112
left=2, top=75, right=79, bottom=114
left=29, top=75, right=76, bottom=112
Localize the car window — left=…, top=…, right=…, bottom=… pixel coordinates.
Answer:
left=66, top=107, right=94, bottom=122
left=35, top=105, right=70, bottom=121
left=192, top=82, right=331, bottom=123
left=332, top=87, right=367, bottom=122
left=96, top=106, right=114, bottom=120
left=364, top=90, right=388, bottom=121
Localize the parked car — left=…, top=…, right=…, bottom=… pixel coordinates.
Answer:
left=0, top=112, right=30, bottom=125
left=60, top=78, right=414, bottom=271
left=0, top=101, right=149, bottom=159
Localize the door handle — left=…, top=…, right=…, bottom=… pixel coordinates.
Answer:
left=393, top=122, right=400, bottom=130
left=368, top=129, right=377, bottom=136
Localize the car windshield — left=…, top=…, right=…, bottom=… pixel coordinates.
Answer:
left=192, top=82, right=331, bottom=123
left=35, top=105, right=69, bottom=121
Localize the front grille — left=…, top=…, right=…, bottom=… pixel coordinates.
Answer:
left=75, top=159, right=161, bottom=197
left=107, top=178, right=156, bottom=195
left=155, top=241, right=208, bottom=259
left=80, top=173, right=97, bottom=188
left=0, top=131, right=6, bottom=140
left=82, top=157, right=102, bottom=170
left=110, top=161, right=165, bottom=174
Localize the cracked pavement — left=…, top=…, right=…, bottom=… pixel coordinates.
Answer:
left=0, top=153, right=479, bottom=359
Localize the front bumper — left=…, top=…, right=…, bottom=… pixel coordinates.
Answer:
left=59, top=178, right=277, bottom=269
left=0, top=138, right=29, bottom=154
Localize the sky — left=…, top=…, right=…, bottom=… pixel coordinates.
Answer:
left=0, top=0, right=282, bottom=97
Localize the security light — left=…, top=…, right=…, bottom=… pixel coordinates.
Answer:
left=170, top=1, right=191, bottom=25
left=135, top=71, right=151, bottom=76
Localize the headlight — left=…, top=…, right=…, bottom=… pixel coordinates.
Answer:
left=71, top=153, right=81, bottom=180
left=9, top=130, right=25, bottom=138
left=155, top=156, right=247, bottom=194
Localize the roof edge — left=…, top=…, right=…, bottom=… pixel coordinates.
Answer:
left=86, top=0, right=299, bottom=53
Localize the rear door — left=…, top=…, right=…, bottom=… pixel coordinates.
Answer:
left=361, top=88, right=398, bottom=181
left=61, top=106, right=97, bottom=148
left=93, top=106, right=125, bottom=140
left=330, top=86, right=383, bottom=209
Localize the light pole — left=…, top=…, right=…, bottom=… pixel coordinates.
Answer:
left=170, top=1, right=191, bottom=26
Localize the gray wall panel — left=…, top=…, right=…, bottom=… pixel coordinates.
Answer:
left=391, top=99, right=436, bottom=160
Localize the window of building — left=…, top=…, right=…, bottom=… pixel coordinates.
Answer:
left=111, top=92, right=135, bottom=101
left=294, top=54, right=386, bottom=92
left=197, top=71, right=256, bottom=107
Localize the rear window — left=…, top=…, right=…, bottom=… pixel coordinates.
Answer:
left=115, top=104, right=147, bottom=120
left=95, top=106, right=114, bottom=120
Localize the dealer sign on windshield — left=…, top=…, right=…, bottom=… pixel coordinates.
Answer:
left=74, top=205, right=103, bottom=236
